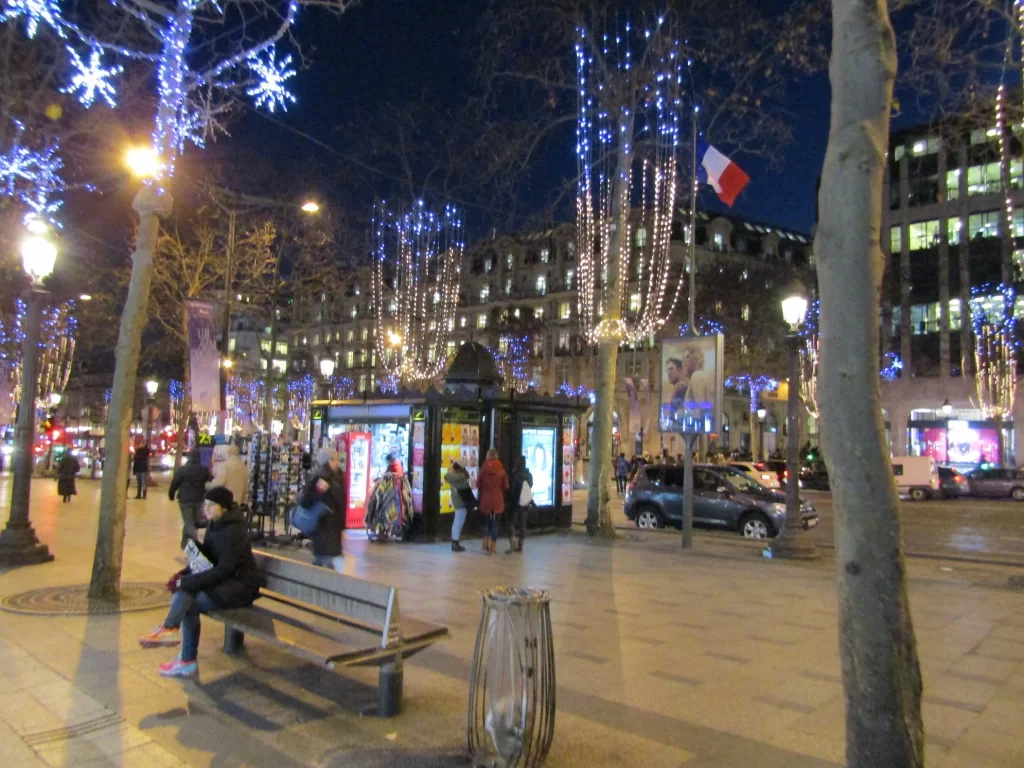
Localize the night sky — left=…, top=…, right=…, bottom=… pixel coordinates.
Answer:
left=225, top=0, right=832, bottom=236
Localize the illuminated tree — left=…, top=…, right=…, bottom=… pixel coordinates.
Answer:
left=372, top=201, right=463, bottom=384
left=0, top=0, right=354, bottom=600
left=799, top=298, right=820, bottom=419
left=968, top=284, right=1017, bottom=459
left=0, top=298, right=76, bottom=412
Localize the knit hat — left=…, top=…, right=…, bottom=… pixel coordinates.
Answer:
left=317, top=446, right=340, bottom=466
left=205, top=486, right=234, bottom=510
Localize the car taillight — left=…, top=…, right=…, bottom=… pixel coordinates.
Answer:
left=954, top=474, right=964, bottom=483
left=784, top=469, right=790, bottom=479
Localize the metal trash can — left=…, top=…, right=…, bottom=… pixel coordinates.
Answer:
left=468, top=587, right=555, bottom=768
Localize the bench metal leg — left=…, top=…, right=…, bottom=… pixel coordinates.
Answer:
left=223, top=627, right=245, bottom=655
left=379, top=661, right=403, bottom=717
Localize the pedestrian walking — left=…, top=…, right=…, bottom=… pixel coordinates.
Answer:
left=507, top=455, right=533, bottom=554
left=139, top=487, right=261, bottom=678
left=445, top=461, right=474, bottom=552
left=56, top=452, right=80, bottom=503
left=169, top=449, right=212, bottom=548
left=206, top=444, right=249, bottom=506
left=615, top=453, right=629, bottom=495
left=132, top=444, right=152, bottom=499
left=478, top=448, right=509, bottom=555
left=298, top=447, right=346, bottom=570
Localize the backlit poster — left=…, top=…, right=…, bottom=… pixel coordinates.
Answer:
left=522, top=427, right=556, bottom=506
left=660, top=334, right=724, bottom=435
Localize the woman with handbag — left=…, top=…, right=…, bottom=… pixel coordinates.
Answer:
left=298, top=447, right=346, bottom=570
left=507, top=455, right=533, bottom=554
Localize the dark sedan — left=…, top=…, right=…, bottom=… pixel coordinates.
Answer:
left=624, top=464, right=819, bottom=539
left=937, top=467, right=970, bottom=499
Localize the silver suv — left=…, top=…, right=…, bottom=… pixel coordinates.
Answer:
left=624, top=464, right=819, bottom=539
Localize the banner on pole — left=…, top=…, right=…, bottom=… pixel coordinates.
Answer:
left=660, top=334, right=724, bottom=435
left=186, top=300, right=220, bottom=414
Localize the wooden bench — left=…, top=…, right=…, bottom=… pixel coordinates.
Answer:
left=206, top=550, right=449, bottom=717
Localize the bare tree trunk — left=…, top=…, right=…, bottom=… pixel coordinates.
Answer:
left=585, top=115, right=633, bottom=538
left=88, top=187, right=172, bottom=601
left=817, top=2, right=923, bottom=766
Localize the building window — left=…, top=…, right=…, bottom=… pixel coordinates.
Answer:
left=485, top=256, right=494, bottom=273
left=714, top=301, right=723, bottom=314
left=505, top=253, right=513, bottom=269
left=480, top=285, right=490, bottom=303
left=1014, top=208, right=1024, bottom=238
left=911, top=137, right=938, bottom=155
left=261, top=359, right=268, bottom=370
left=629, top=292, right=641, bottom=312
left=536, top=275, right=547, bottom=295
left=947, top=217, right=962, bottom=245
left=312, top=333, right=320, bottom=347
left=477, top=314, right=488, bottom=329
left=741, top=304, right=750, bottom=322
left=260, top=339, right=271, bottom=353
left=683, top=225, right=691, bottom=244
left=272, top=359, right=286, bottom=373
left=945, top=169, right=960, bottom=201
left=713, top=232, right=725, bottom=252
left=358, top=374, right=367, bottom=392
left=949, top=299, right=962, bottom=331
left=388, top=299, right=397, bottom=316
left=533, top=339, right=543, bottom=357
left=890, top=226, right=901, bottom=253
left=565, top=268, right=574, bottom=289
left=433, top=291, right=441, bottom=305
left=504, top=278, right=512, bottom=295
left=535, top=307, right=544, bottom=320
left=351, top=305, right=359, bottom=318
left=346, top=351, right=354, bottom=368
left=893, top=144, right=905, bottom=161
left=559, top=301, right=571, bottom=320
left=558, top=331, right=570, bottom=350
left=741, top=270, right=748, bottom=281
left=967, top=210, right=1000, bottom=239
left=361, top=327, right=369, bottom=341
left=636, top=227, right=647, bottom=248
left=907, top=220, right=940, bottom=250
left=540, top=248, right=550, bottom=264
left=967, top=162, right=1002, bottom=196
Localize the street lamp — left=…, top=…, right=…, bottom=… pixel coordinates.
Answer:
left=755, top=405, right=766, bottom=461
left=771, top=289, right=819, bottom=560
left=301, top=200, right=321, bottom=214
left=125, top=145, right=163, bottom=179
left=0, top=223, right=57, bottom=565
left=145, top=380, right=158, bottom=447
left=319, top=357, right=336, bottom=400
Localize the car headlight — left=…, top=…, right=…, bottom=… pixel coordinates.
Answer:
left=772, top=503, right=787, bottom=515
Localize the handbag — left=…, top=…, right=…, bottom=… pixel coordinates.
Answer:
left=291, top=500, right=329, bottom=537
left=518, top=481, right=533, bottom=507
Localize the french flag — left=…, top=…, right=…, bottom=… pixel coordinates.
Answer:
left=697, top=141, right=750, bottom=207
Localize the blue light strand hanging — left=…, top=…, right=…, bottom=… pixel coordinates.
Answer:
left=0, top=120, right=65, bottom=225
left=0, top=0, right=66, bottom=40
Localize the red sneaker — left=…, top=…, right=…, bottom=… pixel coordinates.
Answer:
left=139, top=626, right=181, bottom=648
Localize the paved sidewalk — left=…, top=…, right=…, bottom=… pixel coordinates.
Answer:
left=0, top=478, right=1023, bottom=766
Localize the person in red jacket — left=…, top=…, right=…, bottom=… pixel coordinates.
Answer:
left=477, top=448, right=509, bottom=555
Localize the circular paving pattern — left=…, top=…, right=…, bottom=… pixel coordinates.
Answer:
left=1, top=582, right=170, bottom=615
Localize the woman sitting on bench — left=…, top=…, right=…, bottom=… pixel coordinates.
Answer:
left=139, top=487, right=261, bottom=678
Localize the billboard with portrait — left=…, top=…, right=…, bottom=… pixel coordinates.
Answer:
left=521, top=427, right=556, bottom=506
left=660, top=334, right=724, bottom=435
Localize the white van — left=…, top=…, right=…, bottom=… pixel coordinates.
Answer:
left=891, top=456, right=940, bottom=500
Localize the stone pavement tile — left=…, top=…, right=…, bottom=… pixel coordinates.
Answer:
left=935, top=725, right=1024, bottom=768
left=81, top=721, right=153, bottom=756
left=0, top=690, right=64, bottom=736
left=0, top=718, right=44, bottom=767
left=974, top=692, right=1024, bottom=736
left=971, top=637, right=1024, bottom=662
left=925, top=672, right=1000, bottom=710
left=32, top=734, right=110, bottom=767
left=922, top=699, right=981, bottom=749
left=115, top=741, right=191, bottom=767
left=946, top=653, right=1021, bottom=684
left=759, top=729, right=846, bottom=766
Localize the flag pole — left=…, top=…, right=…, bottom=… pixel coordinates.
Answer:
left=686, top=107, right=699, bottom=336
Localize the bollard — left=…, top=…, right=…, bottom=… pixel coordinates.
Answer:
left=468, top=587, right=555, bottom=768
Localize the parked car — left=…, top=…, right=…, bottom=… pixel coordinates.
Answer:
left=727, top=461, right=781, bottom=490
left=624, top=464, right=819, bottom=539
left=966, top=467, right=1024, bottom=500
left=937, top=467, right=970, bottom=499
left=891, top=456, right=940, bottom=500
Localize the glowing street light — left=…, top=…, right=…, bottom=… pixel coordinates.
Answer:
left=319, top=357, right=336, bottom=378
left=301, top=200, right=320, bottom=214
left=387, top=330, right=403, bottom=347
left=781, top=294, right=809, bottom=332
left=49, top=393, right=61, bottom=408
left=21, top=228, right=58, bottom=284
left=145, top=380, right=159, bottom=397
left=222, top=358, right=233, bottom=370
left=125, top=146, right=163, bottom=178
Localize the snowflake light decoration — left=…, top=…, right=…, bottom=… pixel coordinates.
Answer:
left=63, top=47, right=122, bottom=108
left=1, top=0, right=66, bottom=40
left=246, top=45, right=296, bottom=113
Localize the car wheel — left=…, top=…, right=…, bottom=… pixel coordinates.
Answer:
left=910, top=488, right=927, bottom=501
left=1012, top=487, right=1024, bottom=502
left=740, top=512, right=774, bottom=539
left=634, top=507, right=664, bottom=529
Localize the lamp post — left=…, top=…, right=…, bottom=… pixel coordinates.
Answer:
left=145, top=380, right=158, bottom=448
left=0, top=221, right=57, bottom=565
left=771, top=292, right=819, bottom=560
left=756, top=405, right=767, bottom=461
left=319, top=357, right=336, bottom=400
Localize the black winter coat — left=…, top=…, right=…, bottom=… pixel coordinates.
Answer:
left=510, top=468, right=534, bottom=510
left=298, top=466, right=345, bottom=558
left=132, top=447, right=151, bottom=474
left=169, top=460, right=212, bottom=504
left=178, top=508, right=261, bottom=609
left=56, top=455, right=80, bottom=497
